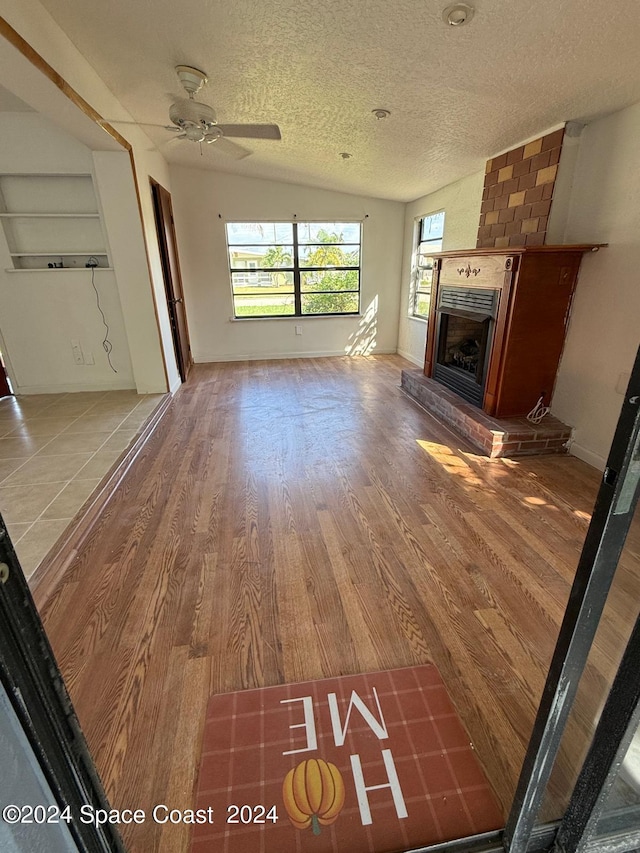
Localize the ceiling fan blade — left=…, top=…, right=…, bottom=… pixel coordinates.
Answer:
left=208, top=136, right=252, bottom=160
left=99, top=119, right=182, bottom=132
left=216, top=123, right=281, bottom=140
left=135, top=122, right=183, bottom=132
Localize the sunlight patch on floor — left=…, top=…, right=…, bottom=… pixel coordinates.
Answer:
left=416, top=439, right=485, bottom=486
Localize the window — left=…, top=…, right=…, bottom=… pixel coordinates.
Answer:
left=412, top=211, right=444, bottom=319
left=226, top=221, right=361, bottom=318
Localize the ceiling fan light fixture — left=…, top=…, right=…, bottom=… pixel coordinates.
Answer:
left=205, top=128, right=223, bottom=144
left=183, top=123, right=206, bottom=142
left=442, top=3, right=475, bottom=26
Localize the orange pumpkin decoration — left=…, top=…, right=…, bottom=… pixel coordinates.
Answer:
left=282, top=758, right=345, bottom=835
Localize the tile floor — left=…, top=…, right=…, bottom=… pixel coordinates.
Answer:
left=0, top=389, right=166, bottom=579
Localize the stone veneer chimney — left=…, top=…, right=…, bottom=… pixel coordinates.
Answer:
left=477, top=128, right=564, bottom=248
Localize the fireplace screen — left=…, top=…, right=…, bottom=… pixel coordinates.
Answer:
left=438, top=315, right=489, bottom=381
left=433, top=287, right=498, bottom=407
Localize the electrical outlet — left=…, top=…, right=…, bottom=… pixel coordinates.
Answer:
left=84, top=351, right=95, bottom=365
left=71, top=340, right=84, bottom=365
left=295, top=325, right=302, bottom=335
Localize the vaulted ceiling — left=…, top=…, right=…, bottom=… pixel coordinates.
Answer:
left=34, top=0, right=640, bottom=201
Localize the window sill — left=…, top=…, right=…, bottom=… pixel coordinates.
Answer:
left=229, top=314, right=364, bottom=322
left=408, top=315, right=428, bottom=324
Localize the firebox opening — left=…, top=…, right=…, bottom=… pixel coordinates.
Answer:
left=438, top=314, right=490, bottom=385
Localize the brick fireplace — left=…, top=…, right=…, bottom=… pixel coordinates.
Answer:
left=400, top=129, right=605, bottom=458
left=401, top=244, right=602, bottom=457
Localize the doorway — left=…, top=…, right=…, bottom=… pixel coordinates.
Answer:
left=0, top=351, right=11, bottom=398
left=150, top=179, right=192, bottom=382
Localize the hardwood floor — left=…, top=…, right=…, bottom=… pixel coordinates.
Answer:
left=34, top=355, right=637, bottom=852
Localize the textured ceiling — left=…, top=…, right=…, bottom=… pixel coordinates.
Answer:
left=34, top=0, right=640, bottom=201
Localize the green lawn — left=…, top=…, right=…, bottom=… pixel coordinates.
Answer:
left=235, top=305, right=294, bottom=317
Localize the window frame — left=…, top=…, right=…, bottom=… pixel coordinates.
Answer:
left=411, top=210, right=445, bottom=320
left=225, top=221, right=362, bottom=319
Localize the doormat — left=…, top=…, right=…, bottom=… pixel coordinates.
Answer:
left=190, top=665, right=502, bottom=852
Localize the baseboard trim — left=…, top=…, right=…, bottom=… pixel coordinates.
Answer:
left=29, top=393, right=174, bottom=609
left=396, top=348, right=423, bottom=367
left=193, top=348, right=397, bottom=363
left=568, top=441, right=606, bottom=471
left=15, top=381, right=136, bottom=395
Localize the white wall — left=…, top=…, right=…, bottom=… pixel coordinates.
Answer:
left=0, top=0, right=179, bottom=393
left=396, top=171, right=484, bottom=366
left=0, top=113, right=135, bottom=393
left=92, top=151, right=171, bottom=393
left=169, top=167, right=405, bottom=361
left=0, top=110, right=93, bottom=173
left=130, top=152, right=181, bottom=392
left=551, top=101, right=640, bottom=469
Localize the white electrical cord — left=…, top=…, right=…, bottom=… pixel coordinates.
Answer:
left=527, top=396, right=550, bottom=424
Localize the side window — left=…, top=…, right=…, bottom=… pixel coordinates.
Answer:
left=412, top=211, right=444, bottom=319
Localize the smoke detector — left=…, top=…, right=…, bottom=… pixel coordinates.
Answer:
left=372, top=109, right=391, bottom=120
left=442, top=3, right=475, bottom=26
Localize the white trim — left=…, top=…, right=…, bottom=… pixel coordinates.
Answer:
left=194, top=348, right=397, bottom=363
left=13, top=380, right=135, bottom=395
left=169, top=374, right=183, bottom=394
left=229, top=314, right=364, bottom=322
left=396, top=348, right=423, bottom=367
left=568, top=441, right=605, bottom=471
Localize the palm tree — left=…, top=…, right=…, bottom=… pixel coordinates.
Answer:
left=261, top=246, right=292, bottom=268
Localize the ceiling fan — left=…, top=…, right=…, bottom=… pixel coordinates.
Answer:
left=103, top=65, right=282, bottom=159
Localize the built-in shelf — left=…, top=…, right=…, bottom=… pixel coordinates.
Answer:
left=0, top=174, right=109, bottom=270
left=0, top=213, right=100, bottom=219
left=5, top=267, right=114, bottom=273
left=9, top=251, right=109, bottom=257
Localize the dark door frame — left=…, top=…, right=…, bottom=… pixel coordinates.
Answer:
left=0, top=359, right=11, bottom=398
left=150, top=178, right=192, bottom=383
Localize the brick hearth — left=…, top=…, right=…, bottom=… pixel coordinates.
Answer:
left=401, top=369, right=572, bottom=458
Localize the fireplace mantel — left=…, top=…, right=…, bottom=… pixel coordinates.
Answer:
left=424, top=244, right=605, bottom=418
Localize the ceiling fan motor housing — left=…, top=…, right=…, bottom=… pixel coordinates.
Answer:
left=175, top=65, right=208, bottom=95
left=169, top=97, right=217, bottom=128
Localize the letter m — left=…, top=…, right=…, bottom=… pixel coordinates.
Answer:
left=327, top=687, right=388, bottom=747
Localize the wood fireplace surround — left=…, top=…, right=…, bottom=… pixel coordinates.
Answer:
left=423, top=245, right=603, bottom=419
